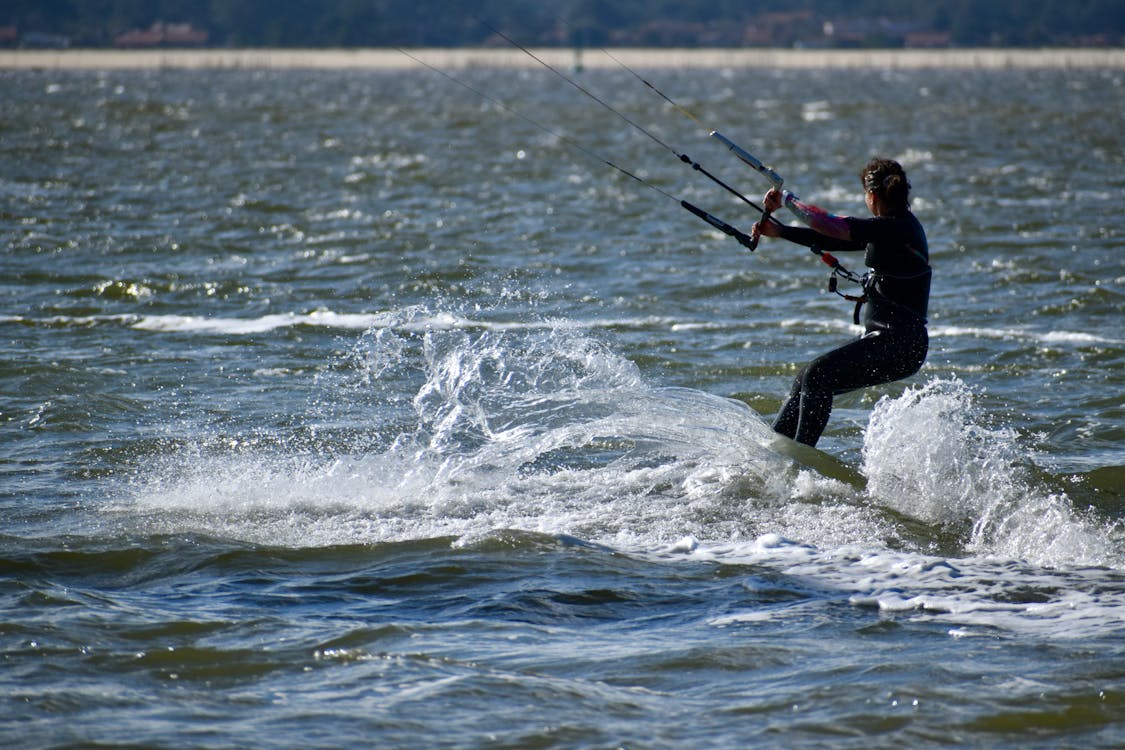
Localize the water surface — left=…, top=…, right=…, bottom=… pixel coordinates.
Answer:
left=2, top=63, right=1123, bottom=748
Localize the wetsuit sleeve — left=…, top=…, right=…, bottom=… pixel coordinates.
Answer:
left=778, top=224, right=865, bottom=253
left=783, top=192, right=852, bottom=240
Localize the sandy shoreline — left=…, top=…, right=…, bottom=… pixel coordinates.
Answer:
left=3, top=47, right=1124, bottom=70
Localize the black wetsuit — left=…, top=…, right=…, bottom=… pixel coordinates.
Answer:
left=772, top=213, right=931, bottom=446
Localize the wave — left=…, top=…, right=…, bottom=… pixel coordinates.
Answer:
left=783, top=318, right=1124, bottom=347
left=5, top=309, right=1120, bottom=349
left=2, top=310, right=671, bottom=335
left=930, top=324, right=1124, bottom=347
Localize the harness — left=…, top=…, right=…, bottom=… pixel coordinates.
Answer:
left=815, top=247, right=931, bottom=325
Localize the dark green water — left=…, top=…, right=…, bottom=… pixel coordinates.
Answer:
left=1, top=64, right=1123, bottom=748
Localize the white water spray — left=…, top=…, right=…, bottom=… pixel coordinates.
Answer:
left=862, top=378, right=1119, bottom=568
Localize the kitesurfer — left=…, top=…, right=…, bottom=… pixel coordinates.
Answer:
left=753, top=158, right=931, bottom=447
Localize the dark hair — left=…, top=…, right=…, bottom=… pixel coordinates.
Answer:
left=861, top=158, right=910, bottom=214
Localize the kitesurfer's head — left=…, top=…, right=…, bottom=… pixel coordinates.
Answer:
left=861, top=158, right=910, bottom=216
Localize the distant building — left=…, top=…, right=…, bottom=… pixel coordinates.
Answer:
left=823, top=17, right=945, bottom=48
left=114, top=22, right=208, bottom=48
left=744, top=12, right=820, bottom=47
left=905, top=31, right=952, bottom=48
left=21, top=31, right=71, bottom=48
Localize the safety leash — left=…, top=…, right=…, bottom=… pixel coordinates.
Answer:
left=817, top=248, right=868, bottom=324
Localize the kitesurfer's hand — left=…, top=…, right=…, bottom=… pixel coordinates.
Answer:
left=753, top=219, right=781, bottom=239
left=751, top=189, right=785, bottom=243
left=763, top=188, right=784, bottom=213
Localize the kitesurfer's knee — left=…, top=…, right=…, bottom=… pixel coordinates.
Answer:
left=797, top=359, right=835, bottom=397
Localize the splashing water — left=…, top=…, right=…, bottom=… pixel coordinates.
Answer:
left=121, top=309, right=1120, bottom=572
left=862, top=378, right=1121, bottom=568
left=123, top=309, right=795, bottom=547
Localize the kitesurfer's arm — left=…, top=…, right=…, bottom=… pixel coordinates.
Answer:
left=755, top=189, right=864, bottom=252
left=775, top=189, right=853, bottom=240
left=776, top=224, right=863, bottom=253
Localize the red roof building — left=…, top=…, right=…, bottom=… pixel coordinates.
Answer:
left=114, top=22, right=208, bottom=48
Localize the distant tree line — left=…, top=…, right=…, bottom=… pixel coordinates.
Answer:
left=4, top=0, right=1123, bottom=48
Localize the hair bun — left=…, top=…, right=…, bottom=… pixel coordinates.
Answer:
left=884, top=174, right=908, bottom=190
left=860, top=158, right=911, bottom=211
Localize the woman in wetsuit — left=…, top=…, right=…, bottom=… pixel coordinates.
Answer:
left=753, top=158, right=931, bottom=447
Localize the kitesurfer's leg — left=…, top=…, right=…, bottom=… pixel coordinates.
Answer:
left=773, top=327, right=928, bottom=447
left=772, top=346, right=851, bottom=446
left=772, top=377, right=803, bottom=440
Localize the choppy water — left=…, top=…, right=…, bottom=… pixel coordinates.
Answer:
left=2, top=61, right=1123, bottom=748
